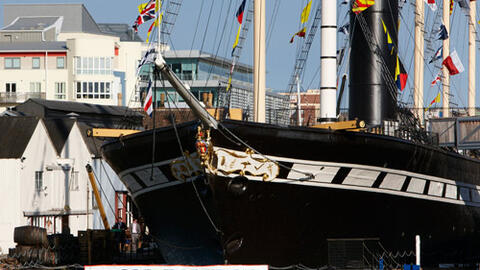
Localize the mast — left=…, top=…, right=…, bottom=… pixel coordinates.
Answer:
left=469, top=0, right=476, bottom=116
left=442, top=0, right=450, bottom=117
left=319, top=0, right=337, bottom=122
left=253, top=0, right=266, bottom=123
left=414, top=0, right=424, bottom=123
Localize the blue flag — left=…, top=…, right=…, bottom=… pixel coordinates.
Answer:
left=438, top=24, right=448, bottom=40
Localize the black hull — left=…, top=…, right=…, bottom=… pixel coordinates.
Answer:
left=102, top=121, right=223, bottom=265
left=205, top=120, right=480, bottom=267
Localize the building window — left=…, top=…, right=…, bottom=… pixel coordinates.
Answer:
left=76, top=82, right=81, bottom=99
left=75, top=57, right=81, bottom=75
left=56, top=57, right=65, bottom=69
left=35, top=171, right=43, bottom=192
left=6, top=83, right=16, bottom=93
left=55, top=82, right=66, bottom=99
left=70, top=171, right=79, bottom=191
left=32, top=57, right=40, bottom=69
left=30, top=82, right=41, bottom=92
left=74, top=57, right=113, bottom=75
left=75, top=81, right=111, bottom=99
left=5, top=58, right=20, bottom=69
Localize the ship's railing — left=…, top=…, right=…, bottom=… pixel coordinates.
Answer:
left=327, top=238, right=415, bottom=270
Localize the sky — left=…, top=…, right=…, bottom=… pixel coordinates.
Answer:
left=0, top=0, right=479, bottom=110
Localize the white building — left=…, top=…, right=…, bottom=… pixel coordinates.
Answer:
left=0, top=99, right=142, bottom=254
left=0, top=4, right=146, bottom=109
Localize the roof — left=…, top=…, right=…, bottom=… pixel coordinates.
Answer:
left=3, top=4, right=102, bottom=34
left=2, top=16, right=61, bottom=31
left=43, top=118, right=75, bottom=155
left=163, top=50, right=254, bottom=72
left=77, top=122, right=104, bottom=157
left=98, top=23, right=143, bottom=42
left=0, top=42, right=67, bottom=52
left=0, top=117, right=39, bottom=158
left=21, top=99, right=137, bottom=117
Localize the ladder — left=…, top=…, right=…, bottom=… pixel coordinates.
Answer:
left=286, top=1, right=322, bottom=92
left=160, top=0, right=183, bottom=50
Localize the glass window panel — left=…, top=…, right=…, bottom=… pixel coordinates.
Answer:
left=5, top=58, right=12, bottom=68
left=106, top=82, right=110, bottom=93
left=83, top=57, right=88, bottom=70
left=106, top=58, right=111, bottom=74
left=32, top=57, right=40, bottom=69
left=94, top=82, right=99, bottom=93
left=77, top=82, right=81, bottom=93
left=88, top=57, right=93, bottom=74
left=94, top=57, right=99, bottom=74
left=100, top=58, right=105, bottom=74
left=56, top=57, right=65, bottom=69
left=88, top=82, right=93, bottom=93
left=100, top=82, right=105, bottom=93
left=13, top=58, right=20, bottom=68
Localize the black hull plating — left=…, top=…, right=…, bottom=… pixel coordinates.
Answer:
left=206, top=120, right=480, bottom=267
left=102, top=121, right=223, bottom=265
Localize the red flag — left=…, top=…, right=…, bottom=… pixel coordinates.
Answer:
left=290, top=27, right=306, bottom=43
left=442, top=50, right=464, bottom=75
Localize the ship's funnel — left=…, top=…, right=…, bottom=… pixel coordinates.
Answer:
left=349, top=0, right=398, bottom=126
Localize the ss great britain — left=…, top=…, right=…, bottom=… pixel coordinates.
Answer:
left=199, top=0, right=480, bottom=268
left=102, top=0, right=480, bottom=268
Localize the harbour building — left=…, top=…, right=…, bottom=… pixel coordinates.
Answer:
left=0, top=4, right=145, bottom=110
left=139, top=50, right=289, bottom=124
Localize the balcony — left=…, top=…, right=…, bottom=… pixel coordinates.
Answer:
left=0, top=92, right=46, bottom=104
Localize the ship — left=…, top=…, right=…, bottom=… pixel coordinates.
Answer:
left=197, top=0, right=480, bottom=267
left=102, top=0, right=480, bottom=267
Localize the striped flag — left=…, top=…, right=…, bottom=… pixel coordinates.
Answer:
left=143, top=80, right=153, bottom=117
left=429, top=46, right=443, bottom=64
left=232, top=0, right=247, bottom=56
left=352, top=0, right=375, bottom=14
left=381, top=19, right=394, bottom=54
left=425, top=92, right=441, bottom=111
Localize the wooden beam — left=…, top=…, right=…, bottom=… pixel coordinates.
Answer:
left=86, top=128, right=140, bottom=138
left=312, top=119, right=366, bottom=130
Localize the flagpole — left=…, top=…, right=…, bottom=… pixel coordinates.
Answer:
left=468, top=0, right=476, bottom=116
left=414, top=0, right=424, bottom=124
left=442, top=0, right=451, bottom=117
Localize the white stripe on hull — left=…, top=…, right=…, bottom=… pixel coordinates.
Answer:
left=117, top=155, right=197, bottom=198
left=207, top=147, right=480, bottom=208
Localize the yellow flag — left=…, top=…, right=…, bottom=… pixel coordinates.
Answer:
left=425, top=92, right=441, bottom=111
left=434, top=92, right=441, bottom=103
left=300, top=0, right=312, bottom=24
left=232, top=24, right=242, bottom=55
